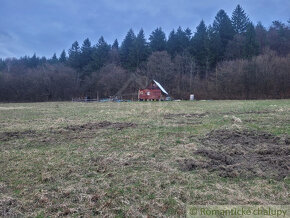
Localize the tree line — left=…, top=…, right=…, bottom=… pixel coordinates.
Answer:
left=0, top=5, right=289, bottom=102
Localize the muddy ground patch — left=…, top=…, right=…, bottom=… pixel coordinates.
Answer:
left=0, top=121, right=137, bottom=143
left=180, top=130, right=290, bottom=180
left=0, top=130, right=38, bottom=142
left=63, top=121, right=137, bottom=131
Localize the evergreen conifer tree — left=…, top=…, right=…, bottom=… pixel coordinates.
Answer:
left=244, top=22, right=259, bottom=58
left=167, top=30, right=177, bottom=56
left=91, top=36, right=111, bottom=70
left=131, top=29, right=150, bottom=68
left=149, top=27, right=167, bottom=52
left=176, top=27, right=191, bottom=53
left=167, top=27, right=191, bottom=56
left=80, top=38, right=93, bottom=68
left=59, top=50, right=67, bottom=63
left=208, top=25, right=222, bottom=67
left=120, top=29, right=136, bottom=69
left=68, top=41, right=81, bottom=69
left=255, top=22, right=267, bottom=53
left=231, top=5, right=250, bottom=34
left=51, top=53, right=58, bottom=64
left=191, top=20, right=209, bottom=78
left=212, top=10, right=235, bottom=60
left=112, top=39, right=119, bottom=50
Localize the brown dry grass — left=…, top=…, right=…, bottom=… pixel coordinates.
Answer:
left=0, top=100, right=289, bottom=217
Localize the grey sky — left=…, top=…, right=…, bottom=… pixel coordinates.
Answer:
left=0, top=0, right=289, bottom=58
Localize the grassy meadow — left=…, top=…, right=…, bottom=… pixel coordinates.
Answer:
left=0, top=100, right=289, bottom=217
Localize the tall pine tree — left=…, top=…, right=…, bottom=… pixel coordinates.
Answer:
left=255, top=22, right=267, bottom=53
left=149, top=27, right=167, bottom=52
left=68, top=41, right=81, bottom=69
left=191, top=20, right=209, bottom=78
left=50, top=53, right=58, bottom=64
left=59, top=50, right=67, bottom=63
left=176, top=27, right=191, bottom=54
left=167, top=30, right=177, bottom=56
left=120, top=29, right=136, bottom=69
left=112, top=39, right=119, bottom=50
left=91, top=36, right=111, bottom=71
left=244, top=22, right=259, bottom=58
left=80, top=38, right=93, bottom=68
left=231, top=5, right=250, bottom=34
left=208, top=25, right=222, bottom=67
left=131, top=29, right=150, bottom=68
left=212, top=10, right=235, bottom=60
left=167, top=27, right=191, bottom=56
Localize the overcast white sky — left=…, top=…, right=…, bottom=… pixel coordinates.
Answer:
left=0, top=0, right=289, bottom=58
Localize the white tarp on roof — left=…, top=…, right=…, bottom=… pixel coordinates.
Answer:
left=153, top=80, right=168, bottom=95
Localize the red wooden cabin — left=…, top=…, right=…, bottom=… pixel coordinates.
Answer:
left=138, top=80, right=168, bottom=101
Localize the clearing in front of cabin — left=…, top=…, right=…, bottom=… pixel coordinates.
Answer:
left=0, top=100, right=289, bottom=217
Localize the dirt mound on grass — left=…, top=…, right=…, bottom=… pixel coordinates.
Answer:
left=181, top=130, right=290, bottom=180
left=0, top=130, right=37, bottom=142
left=0, top=121, right=136, bottom=142
left=64, top=121, right=137, bottom=131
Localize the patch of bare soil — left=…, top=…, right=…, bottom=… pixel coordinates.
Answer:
left=164, top=113, right=208, bottom=119
left=0, top=121, right=137, bottom=143
left=180, top=130, right=290, bottom=180
left=64, top=121, right=137, bottom=131
left=0, top=130, right=38, bottom=142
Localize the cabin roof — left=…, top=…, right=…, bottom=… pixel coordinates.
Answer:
left=153, top=80, right=168, bottom=95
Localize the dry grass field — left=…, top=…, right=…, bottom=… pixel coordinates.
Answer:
left=0, top=100, right=289, bottom=217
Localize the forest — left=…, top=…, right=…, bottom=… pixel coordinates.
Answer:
left=0, top=5, right=289, bottom=102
